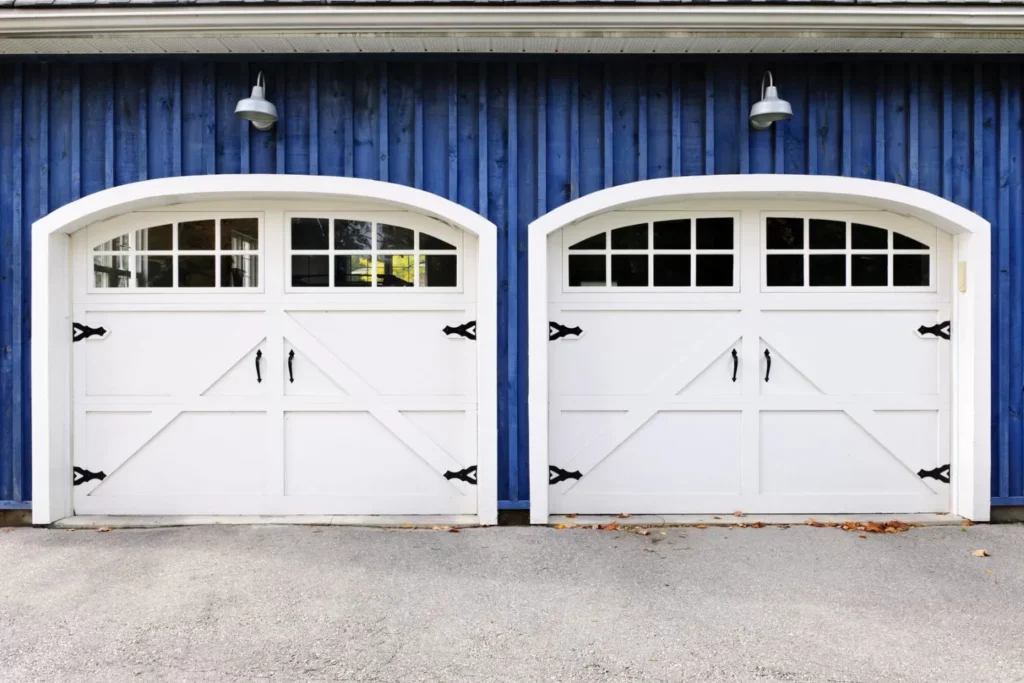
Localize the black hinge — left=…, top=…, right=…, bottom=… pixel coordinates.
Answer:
left=72, top=323, right=107, bottom=343
left=549, top=322, right=582, bottom=341
left=444, top=465, right=478, bottom=485
left=918, top=464, right=950, bottom=484
left=443, top=321, right=477, bottom=340
left=549, top=465, right=582, bottom=485
left=918, top=321, right=951, bottom=340
left=73, top=467, right=106, bottom=486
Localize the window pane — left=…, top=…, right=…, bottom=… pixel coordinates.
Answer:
left=809, top=255, right=846, bottom=286
left=291, top=218, right=330, bottom=250
left=893, top=232, right=928, bottom=250
left=334, top=255, right=374, bottom=287
left=696, top=218, right=733, bottom=250
left=653, top=220, right=690, bottom=250
left=767, top=255, right=804, bottom=286
left=894, top=255, right=929, bottom=286
left=291, top=255, right=329, bottom=287
left=135, top=224, right=172, bottom=251
left=94, top=234, right=131, bottom=252
left=178, top=220, right=215, bottom=251
left=568, top=255, right=606, bottom=287
left=221, top=218, right=259, bottom=251
left=178, top=255, right=216, bottom=287
left=419, top=233, right=457, bottom=250
left=851, top=224, right=888, bottom=249
left=809, top=219, right=845, bottom=249
left=695, top=255, right=733, bottom=286
left=334, top=220, right=372, bottom=250
left=420, top=255, right=458, bottom=287
left=653, top=255, right=690, bottom=287
left=568, top=233, right=606, bottom=250
left=766, top=217, right=803, bottom=249
left=611, top=255, right=648, bottom=287
left=377, top=255, right=415, bottom=287
left=378, top=223, right=415, bottom=250
left=611, top=224, right=648, bottom=250
left=93, top=255, right=131, bottom=288
left=135, top=256, right=172, bottom=288
left=221, top=255, right=259, bottom=288
left=852, top=254, right=888, bottom=286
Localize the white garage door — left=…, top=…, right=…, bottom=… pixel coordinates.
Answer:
left=547, top=206, right=952, bottom=515
left=71, top=207, right=481, bottom=516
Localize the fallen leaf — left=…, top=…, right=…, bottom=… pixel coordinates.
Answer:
left=591, top=524, right=600, bottom=530
left=864, top=522, right=886, bottom=533
left=566, top=513, right=577, bottom=518
left=448, top=527, right=461, bottom=533
left=824, top=522, right=840, bottom=528
left=600, top=521, right=619, bottom=531
left=985, top=569, right=994, bottom=574
left=749, top=521, right=766, bottom=529
left=634, top=528, right=650, bottom=536
left=618, top=512, right=631, bottom=519
left=96, top=527, right=112, bottom=533
left=431, top=525, right=451, bottom=531
left=962, top=520, right=975, bottom=527
left=402, top=524, right=416, bottom=529
left=736, top=522, right=747, bottom=528
left=859, top=534, right=867, bottom=539
left=554, top=522, right=576, bottom=530
left=659, top=531, right=667, bottom=535
left=841, top=521, right=860, bottom=531
left=807, top=519, right=826, bottom=528
left=973, top=549, right=990, bottom=557
left=695, top=524, right=709, bottom=530
left=733, top=510, right=745, bottom=517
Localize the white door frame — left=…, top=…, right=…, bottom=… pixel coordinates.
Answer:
left=528, top=175, right=991, bottom=523
left=32, top=174, right=499, bottom=525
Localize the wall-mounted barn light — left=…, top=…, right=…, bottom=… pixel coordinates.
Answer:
left=749, top=71, right=792, bottom=130
left=235, top=71, right=278, bottom=131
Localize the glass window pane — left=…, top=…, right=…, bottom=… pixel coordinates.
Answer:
left=894, top=255, right=929, bottom=286
left=696, top=218, right=733, bottom=250
left=135, top=224, right=172, bottom=251
left=653, top=255, right=691, bottom=286
left=93, top=255, right=131, bottom=288
left=291, top=255, right=329, bottom=287
left=809, top=255, right=846, bottom=286
left=334, top=255, right=374, bottom=287
left=94, top=233, right=131, bottom=252
left=568, top=255, right=606, bottom=287
left=178, top=255, right=215, bottom=287
left=178, top=220, right=215, bottom=251
left=767, top=255, right=804, bottom=286
left=852, top=254, right=888, bottom=286
left=611, top=254, right=648, bottom=287
left=291, top=218, right=330, bottom=250
left=221, top=255, right=259, bottom=288
left=766, top=217, right=803, bottom=249
left=135, top=255, right=172, bottom=288
left=653, top=220, right=690, bottom=250
left=809, top=219, right=845, bottom=249
left=419, top=232, right=457, bottom=250
left=696, top=255, right=733, bottom=286
left=377, top=255, right=415, bottom=287
left=851, top=224, right=888, bottom=249
left=611, top=224, right=648, bottom=250
left=334, top=220, right=372, bottom=250
left=378, top=223, right=415, bottom=250
left=221, top=218, right=258, bottom=251
left=893, top=232, right=928, bottom=250
left=568, top=233, right=606, bottom=250
left=420, top=255, right=458, bottom=287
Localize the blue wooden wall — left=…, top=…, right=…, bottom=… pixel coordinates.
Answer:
left=1, top=58, right=1022, bottom=510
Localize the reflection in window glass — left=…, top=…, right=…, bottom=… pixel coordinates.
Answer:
left=696, top=218, right=734, bottom=250
left=221, top=219, right=259, bottom=251
left=334, top=255, right=374, bottom=287
left=136, top=256, right=173, bottom=288
left=94, top=255, right=131, bottom=288
left=653, top=220, right=690, bottom=250
left=653, top=255, right=690, bottom=286
left=568, top=255, right=606, bottom=287
left=809, top=255, right=846, bottom=286
left=178, top=255, right=215, bottom=287
left=419, top=255, right=457, bottom=287
left=767, top=255, right=804, bottom=287
left=378, top=224, right=415, bottom=250
left=292, top=255, right=329, bottom=287
left=292, top=218, right=330, bottom=250
left=852, top=254, right=888, bottom=286
left=611, top=224, right=648, bottom=250
left=335, top=220, right=372, bottom=250
left=809, top=220, right=845, bottom=249
left=611, top=255, right=648, bottom=287
left=851, top=224, right=888, bottom=249
left=419, top=233, right=457, bottom=250
left=221, top=255, right=258, bottom=288
left=766, top=217, right=803, bottom=249
left=893, top=232, right=928, bottom=250
left=135, top=224, right=173, bottom=251
left=94, top=234, right=131, bottom=252
left=894, top=255, right=929, bottom=286
left=696, top=255, right=733, bottom=286
left=568, top=233, right=606, bottom=250
left=377, top=255, right=416, bottom=287
left=178, top=220, right=215, bottom=251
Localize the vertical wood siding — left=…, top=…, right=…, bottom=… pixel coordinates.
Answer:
left=0, top=58, right=1021, bottom=509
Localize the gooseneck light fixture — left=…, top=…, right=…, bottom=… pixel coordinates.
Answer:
left=235, top=71, right=278, bottom=131
left=749, top=71, right=793, bottom=130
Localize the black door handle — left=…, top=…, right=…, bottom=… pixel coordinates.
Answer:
left=255, top=349, right=263, bottom=383
left=764, top=348, right=771, bottom=382
left=288, top=350, right=295, bottom=383
left=731, top=349, right=738, bottom=382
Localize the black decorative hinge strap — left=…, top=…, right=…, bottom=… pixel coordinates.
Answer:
left=918, top=464, right=950, bottom=484
left=549, top=466, right=582, bottom=485
left=918, top=321, right=951, bottom=340
left=444, top=465, right=478, bottom=485
left=73, top=467, right=106, bottom=486
left=72, top=323, right=107, bottom=342
left=549, top=322, right=582, bottom=341
left=443, top=321, right=477, bottom=340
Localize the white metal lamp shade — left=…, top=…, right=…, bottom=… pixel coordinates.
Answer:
left=235, top=72, right=278, bottom=131
left=749, top=71, right=793, bottom=130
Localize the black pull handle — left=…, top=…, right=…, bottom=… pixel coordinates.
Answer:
left=764, top=348, right=771, bottom=382
left=731, top=349, right=738, bottom=383
left=288, top=349, right=295, bottom=383
left=255, top=349, right=263, bottom=384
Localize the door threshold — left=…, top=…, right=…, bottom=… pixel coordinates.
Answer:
left=548, top=513, right=965, bottom=527
left=52, top=514, right=482, bottom=529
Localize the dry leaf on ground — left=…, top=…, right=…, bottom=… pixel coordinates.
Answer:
left=749, top=521, right=766, bottom=529
left=973, top=549, right=990, bottom=557
left=859, top=534, right=867, bottom=539
left=807, top=519, right=826, bottom=528
left=618, top=512, right=631, bottom=519
left=695, top=524, right=709, bottom=529
left=600, top=521, right=619, bottom=531
left=448, top=527, right=461, bottom=533
left=554, top=522, right=576, bottom=530
left=566, top=513, right=577, bottom=518
left=431, top=525, right=451, bottom=531
left=733, top=510, right=745, bottom=517
left=96, top=527, right=112, bottom=533
left=962, top=520, right=975, bottom=527
left=633, top=528, right=650, bottom=536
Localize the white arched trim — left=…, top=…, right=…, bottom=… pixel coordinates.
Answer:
left=528, top=175, right=991, bottom=523
left=32, top=175, right=499, bottom=525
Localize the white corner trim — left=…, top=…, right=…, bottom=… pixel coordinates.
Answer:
left=31, top=174, right=499, bottom=526
left=527, top=175, right=991, bottom=524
